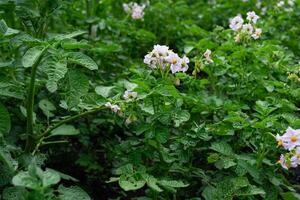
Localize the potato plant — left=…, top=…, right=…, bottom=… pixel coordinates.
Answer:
left=1, top=0, right=300, bottom=199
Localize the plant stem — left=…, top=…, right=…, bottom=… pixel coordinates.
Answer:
left=24, top=46, right=49, bottom=153
left=39, top=107, right=105, bottom=139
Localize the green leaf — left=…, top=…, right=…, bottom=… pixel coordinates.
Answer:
left=22, top=46, right=44, bottom=68
left=50, top=124, right=80, bottom=136
left=158, top=180, right=189, bottom=188
left=67, top=52, right=98, bottom=70
left=61, top=39, right=90, bottom=49
left=58, top=185, right=91, bottom=200
left=139, top=102, right=154, bottom=115
left=154, top=84, right=180, bottom=98
left=155, top=127, right=169, bottom=143
left=238, top=185, right=265, bottom=196
left=0, top=147, right=18, bottom=172
left=0, top=164, right=14, bottom=186
left=51, top=30, right=87, bottom=41
left=38, top=99, right=56, bottom=118
left=210, top=142, right=234, bottom=156
left=65, top=70, right=89, bottom=108
left=2, top=187, right=28, bottom=200
left=43, top=56, right=68, bottom=93
left=92, top=43, right=122, bottom=54
left=42, top=169, right=60, bottom=187
left=95, top=86, right=115, bottom=98
left=0, top=19, right=19, bottom=36
left=0, top=80, right=24, bottom=99
left=0, top=103, right=11, bottom=135
left=145, top=175, right=163, bottom=192
left=173, top=110, right=190, bottom=127
left=12, top=172, right=40, bottom=190
left=119, top=174, right=146, bottom=191
left=280, top=192, right=300, bottom=200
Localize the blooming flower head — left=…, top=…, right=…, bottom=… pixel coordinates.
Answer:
left=105, top=102, right=120, bottom=113
left=246, top=11, right=260, bottom=24
left=123, top=90, right=138, bottom=100
left=153, top=45, right=169, bottom=57
left=123, top=2, right=146, bottom=20
left=242, top=23, right=254, bottom=34
left=203, top=49, right=213, bottom=63
left=251, top=28, right=262, bottom=39
left=229, top=15, right=244, bottom=31
left=281, top=127, right=300, bottom=150
left=165, top=51, right=182, bottom=74
left=181, top=56, right=189, bottom=72
left=131, top=3, right=145, bottom=19
left=277, top=1, right=285, bottom=7
left=144, top=45, right=189, bottom=74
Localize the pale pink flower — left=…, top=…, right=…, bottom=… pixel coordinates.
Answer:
left=105, top=102, right=120, bottom=113
left=242, top=23, right=254, bottom=34
left=229, top=15, right=244, bottom=31
left=246, top=11, right=260, bottom=24
left=278, top=154, right=289, bottom=169
left=281, top=127, right=300, bottom=150
left=204, top=49, right=213, bottom=63
left=251, top=28, right=262, bottom=39
left=123, top=90, right=138, bottom=100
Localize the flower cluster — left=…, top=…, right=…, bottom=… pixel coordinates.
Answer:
left=144, top=45, right=189, bottom=74
left=105, top=102, right=121, bottom=113
left=276, top=0, right=295, bottom=12
left=123, top=2, right=146, bottom=20
left=276, top=127, right=300, bottom=169
left=229, top=11, right=262, bottom=42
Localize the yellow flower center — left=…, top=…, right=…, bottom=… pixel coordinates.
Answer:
left=172, top=58, right=177, bottom=64
left=291, top=135, right=298, bottom=142
left=278, top=140, right=283, bottom=146
left=297, top=154, right=300, bottom=159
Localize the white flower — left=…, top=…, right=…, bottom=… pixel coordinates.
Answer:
left=242, top=23, right=254, bottom=34
left=246, top=11, right=260, bottom=24
left=153, top=45, right=169, bottom=57
left=290, top=147, right=300, bottom=167
left=204, top=49, right=213, bottom=63
left=105, top=102, right=120, bottom=113
left=181, top=56, right=189, bottom=72
left=123, top=3, right=131, bottom=13
left=123, top=2, right=146, bottom=20
left=123, top=90, right=138, bottom=100
left=144, top=53, right=157, bottom=69
left=281, top=127, right=300, bottom=150
left=288, top=0, right=295, bottom=6
left=131, top=3, right=145, bottom=20
left=105, top=102, right=112, bottom=108
left=229, top=15, right=244, bottom=31
left=165, top=51, right=182, bottom=74
left=278, top=154, right=289, bottom=169
left=144, top=45, right=189, bottom=74
left=277, top=1, right=285, bottom=7
left=251, top=28, right=262, bottom=39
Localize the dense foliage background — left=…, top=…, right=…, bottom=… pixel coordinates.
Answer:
left=1, top=0, right=300, bottom=199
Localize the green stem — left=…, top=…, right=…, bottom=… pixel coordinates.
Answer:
left=39, top=107, right=104, bottom=139
left=30, top=107, right=104, bottom=155
left=24, top=46, right=49, bottom=153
